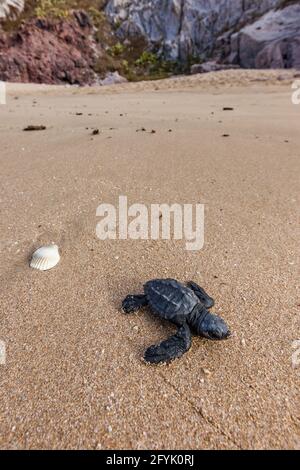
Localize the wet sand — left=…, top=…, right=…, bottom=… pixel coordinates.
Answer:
left=0, top=70, right=299, bottom=449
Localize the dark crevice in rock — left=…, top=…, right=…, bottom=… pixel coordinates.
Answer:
left=177, top=0, right=185, bottom=61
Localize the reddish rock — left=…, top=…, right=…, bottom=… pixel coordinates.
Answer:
left=0, top=11, right=100, bottom=85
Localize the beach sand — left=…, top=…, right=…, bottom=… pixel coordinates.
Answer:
left=0, top=70, right=299, bottom=449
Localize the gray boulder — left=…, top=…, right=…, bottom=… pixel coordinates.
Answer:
left=231, top=4, right=300, bottom=69
left=98, top=71, right=128, bottom=85
left=190, top=61, right=240, bottom=74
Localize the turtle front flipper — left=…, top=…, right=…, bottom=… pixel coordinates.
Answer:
left=187, top=281, right=215, bottom=308
left=144, top=323, right=192, bottom=364
left=122, top=294, right=148, bottom=313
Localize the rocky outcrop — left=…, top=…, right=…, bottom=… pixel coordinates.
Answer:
left=0, top=11, right=100, bottom=84
left=228, top=4, right=300, bottom=69
left=105, top=0, right=300, bottom=70
left=105, top=0, right=284, bottom=62
left=0, top=1, right=299, bottom=85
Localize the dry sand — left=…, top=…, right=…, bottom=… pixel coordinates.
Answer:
left=0, top=70, right=299, bottom=449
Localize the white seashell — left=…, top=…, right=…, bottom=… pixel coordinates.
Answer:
left=30, top=244, right=60, bottom=271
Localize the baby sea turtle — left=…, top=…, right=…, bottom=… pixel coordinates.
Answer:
left=122, top=279, right=231, bottom=364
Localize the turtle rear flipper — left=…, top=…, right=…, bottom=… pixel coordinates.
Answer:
left=144, top=323, right=192, bottom=364
left=187, top=281, right=215, bottom=308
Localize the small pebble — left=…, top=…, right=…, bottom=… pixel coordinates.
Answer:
left=23, top=125, right=46, bottom=131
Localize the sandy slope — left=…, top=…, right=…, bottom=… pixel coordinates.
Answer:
left=0, top=70, right=299, bottom=449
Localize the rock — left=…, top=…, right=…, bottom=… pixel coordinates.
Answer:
left=73, top=10, right=92, bottom=28
left=0, top=0, right=24, bottom=21
left=230, top=4, right=300, bottom=70
left=191, top=62, right=219, bottom=74
left=0, top=11, right=100, bottom=85
left=98, top=71, right=127, bottom=86
left=106, top=0, right=283, bottom=63
left=106, top=1, right=299, bottom=70
left=23, top=125, right=46, bottom=131
left=191, top=61, right=239, bottom=74
left=1, top=1, right=299, bottom=85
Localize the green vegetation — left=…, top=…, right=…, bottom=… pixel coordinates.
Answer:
left=86, top=6, right=106, bottom=26
left=108, top=42, right=125, bottom=57
left=33, top=0, right=109, bottom=20
left=0, top=0, right=181, bottom=82
left=135, top=51, right=158, bottom=67
left=34, top=0, right=69, bottom=19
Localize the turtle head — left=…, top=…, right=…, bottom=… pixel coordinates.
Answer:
left=197, top=312, right=231, bottom=340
